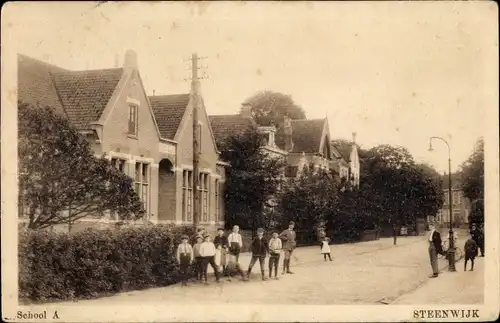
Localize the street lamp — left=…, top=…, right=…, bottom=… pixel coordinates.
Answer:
left=428, top=136, right=456, bottom=272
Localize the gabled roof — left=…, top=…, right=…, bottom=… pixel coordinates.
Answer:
left=150, top=94, right=190, bottom=140
left=52, top=68, right=123, bottom=129
left=17, top=54, right=68, bottom=116
left=275, top=118, right=326, bottom=153
left=18, top=54, right=124, bottom=130
left=209, top=114, right=255, bottom=147
left=331, top=139, right=353, bottom=162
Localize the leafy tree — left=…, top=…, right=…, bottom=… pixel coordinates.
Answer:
left=18, top=102, right=144, bottom=230
left=361, top=145, right=443, bottom=240
left=243, top=91, right=306, bottom=125
left=328, top=183, right=383, bottom=243
left=220, top=125, right=285, bottom=231
left=460, top=137, right=484, bottom=201
left=279, top=164, right=339, bottom=243
left=459, top=137, right=484, bottom=225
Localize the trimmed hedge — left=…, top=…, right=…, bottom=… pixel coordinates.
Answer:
left=19, top=225, right=195, bottom=302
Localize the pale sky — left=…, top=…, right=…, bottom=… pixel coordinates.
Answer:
left=3, top=1, right=496, bottom=173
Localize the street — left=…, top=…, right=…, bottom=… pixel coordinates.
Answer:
left=53, top=234, right=483, bottom=305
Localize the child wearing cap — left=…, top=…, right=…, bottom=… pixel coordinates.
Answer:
left=464, top=234, right=479, bottom=271
left=279, top=221, right=297, bottom=274
left=268, top=231, right=282, bottom=279
left=176, top=235, right=194, bottom=286
left=192, top=236, right=204, bottom=281
left=247, top=228, right=269, bottom=281
left=199, top=234, right=221, bottom=284
left=214, top=228, right=229, bottom=275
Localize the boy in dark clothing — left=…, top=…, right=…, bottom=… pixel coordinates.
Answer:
left=470, top=223, right=484, bottom=257
left=464, top=234, right=479, bottom=271
left=247, top=228, right=269, bottom=281
left=192, top=236, right=203, bottom=281
left=214, top=228, right=229, bottom=275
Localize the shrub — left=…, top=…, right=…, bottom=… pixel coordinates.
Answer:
left=19, top=225, right=195, bottom=302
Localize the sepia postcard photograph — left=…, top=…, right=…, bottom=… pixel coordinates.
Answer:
left=1, top=1, right=499, bottom=322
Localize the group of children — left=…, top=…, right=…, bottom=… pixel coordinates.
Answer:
left=176, top=221, right=325, bottom=286
left=176, top=222, right=334, bottom=286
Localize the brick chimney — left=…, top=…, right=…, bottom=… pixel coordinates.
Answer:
left=284, top=115, right=293, bottom=152
left=123, top=49, right=138, bottom=70
left=240, top=103, right=253, bottom=118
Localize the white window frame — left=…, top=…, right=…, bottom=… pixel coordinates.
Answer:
left=200, top=173, right=210, bottom=222
left=128, top=103, right=138, bottom=136
left=134, top=161, right=149, bottom=216
left=182, top=170, right=193, bottom=222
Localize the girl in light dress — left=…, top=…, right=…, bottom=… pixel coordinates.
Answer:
left=321, top=236, right=332, bottom=261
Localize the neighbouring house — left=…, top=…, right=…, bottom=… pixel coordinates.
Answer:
left=330, top=135, right=361, bottom=187
left=209, top=103, right=358, bottom=184
left=17, top=50, right=227, bottom=232
left=435, top=173, right=471, bottom=228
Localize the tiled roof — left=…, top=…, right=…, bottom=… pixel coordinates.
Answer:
left=150, top=94, right=190, bottom=140
left=17, top=54, right=68, bottom=116
left=209, top=114, right=255, bottom=147
left=18, top=54, right=124, bottom=129
left=275, top=119, right=325, bottom=153
left=52, top=68, right=123, bottom=129
left=331, top=140, right=353, bottom=162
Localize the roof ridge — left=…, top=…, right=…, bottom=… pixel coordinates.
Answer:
left=56, top=67, right=124, bottom=74
left=149, top=93, right=189, bottom=98
left=18, top=53, right=69, bottom=72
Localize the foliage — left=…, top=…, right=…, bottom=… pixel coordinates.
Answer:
left=18, top=102, right=144, bottom=229
left=361, top=145, right=443, bottom=230
left=243, top=91, right=306, bottom=126
left=220, top=125, right=285, bottom=231
left=469, top=199, right=484, bottom=226
left=19, top=225, right=195, bottom=302
left=279, top=165, right=339, bottom=243
left=328, top=185, right=382, bottom=243
left=459, top=137, right=484, bottom=201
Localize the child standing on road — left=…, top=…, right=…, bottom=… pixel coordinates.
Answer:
left=176, top=235, right=194, bottom=286
left=268, top=232, right=282, bottom=279
left=199, top=234, right=221, bottom=284
left=321, top=236, right=332, bottom=261
left=214, top=228, right=229, bottom=275
left=228, top=225, right=243, bottom=262
left=193, top=236, right=203, bottom=281
left=247, top=228, right=269, bottom=281
left=464, top=234, right=479, bottom=271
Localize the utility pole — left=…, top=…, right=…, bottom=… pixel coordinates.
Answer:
left=186, top=53, right=208, bottom=229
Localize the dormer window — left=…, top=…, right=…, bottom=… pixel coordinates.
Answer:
left=257, top=126, right=277, bottom=148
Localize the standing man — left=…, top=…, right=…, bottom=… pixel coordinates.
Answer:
left=279, top=221, right=297, bottom=275
left=470, top=223, right=485, bottom=257
left=428, top=222, right=444, bottom=278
